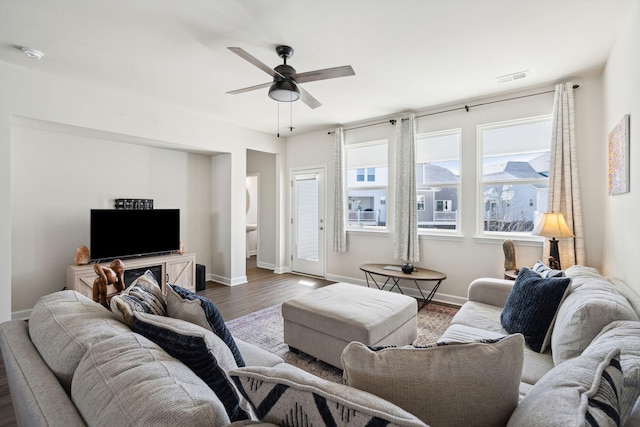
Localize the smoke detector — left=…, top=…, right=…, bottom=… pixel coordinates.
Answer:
left=496, top=70, right=528, bottom=84
left=20, top=47, right=44, bottom=60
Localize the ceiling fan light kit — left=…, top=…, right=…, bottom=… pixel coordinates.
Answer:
left=269, top=80, right=300, bottom=102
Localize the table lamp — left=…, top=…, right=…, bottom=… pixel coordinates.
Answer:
left=531, top=212, right=574, bottom=270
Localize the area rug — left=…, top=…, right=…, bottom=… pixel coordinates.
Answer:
left=226, top=302, right=458, bottom=383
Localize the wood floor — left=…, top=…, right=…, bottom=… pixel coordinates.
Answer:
left=0, top=257, right=334, bottom=425
left=200, top=256, right=335, bottom=321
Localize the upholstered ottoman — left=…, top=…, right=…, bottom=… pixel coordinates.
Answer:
left=282, top=282, right=418, bottom=368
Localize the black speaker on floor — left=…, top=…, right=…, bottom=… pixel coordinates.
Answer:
left=196, top=264, right=206, bottom=291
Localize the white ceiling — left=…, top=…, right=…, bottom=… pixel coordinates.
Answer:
left=0, top=0, right=634, bottom=136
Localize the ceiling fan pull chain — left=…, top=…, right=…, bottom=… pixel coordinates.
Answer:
left=290, top=101, right=294, bottom=133
left=277, top=101, right=280, bottom=138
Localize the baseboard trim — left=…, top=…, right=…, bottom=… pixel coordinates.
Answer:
left=206, top=273, right=247, bottom=286
left=273, top=266, right=291, bottom=274
left=256, top=261, right=276, bottom=271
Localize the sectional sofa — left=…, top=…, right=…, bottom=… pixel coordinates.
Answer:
left=1, top=265, right=639, bottom=426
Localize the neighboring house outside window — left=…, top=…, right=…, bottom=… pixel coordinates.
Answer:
left=346, top=140, right=388, bottom=229
left=416, top=129, right=461, bottom=232
left=477, top=115, right=552, bottom=235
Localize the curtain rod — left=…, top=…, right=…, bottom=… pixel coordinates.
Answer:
left=328, top=84, right=580, bottom=134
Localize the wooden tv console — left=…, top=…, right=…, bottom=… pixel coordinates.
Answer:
left=67, top=253, right=196, bottom=300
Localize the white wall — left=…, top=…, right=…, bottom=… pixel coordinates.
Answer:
left=602, top=0, right=640, bottom=293
left=287, top=78, right=606, bottom=304
left=0, top=61, right=285, bottom=320
left=10, top=120, right=213, bottom=313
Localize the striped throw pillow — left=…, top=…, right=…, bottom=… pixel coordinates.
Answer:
left=110, top=270, right=167, bottom=325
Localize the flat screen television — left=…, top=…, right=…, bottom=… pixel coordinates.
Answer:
left=90, top=209, right=180, bottom=262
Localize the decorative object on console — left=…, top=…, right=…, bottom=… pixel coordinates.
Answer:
left=92, top=259, right=125, bottom=306
left=531, top=212, right=574, bottom=270
left=503, top=239, right=517, bottom=271
left=401, top=262, right=414, bottom=274
left=608, top=114, right=630, bottom=195
left=74, top=245, right=90, bottom=265
left=114, top=198, right=154, bottom=210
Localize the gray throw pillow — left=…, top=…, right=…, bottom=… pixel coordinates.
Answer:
left=582, top=320, right=640, bottom=426
left=166, top=284, right=245, bottom=367
left=507, top=349, right=623, bottom=427
left=341, top=334, right=525, bottom=427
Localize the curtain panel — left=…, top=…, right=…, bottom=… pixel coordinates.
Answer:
left=394, top=114, right=419, bottom=262
left=332, top=127, right=347, bottom=252
left=548, top=82, right=585, bottom=267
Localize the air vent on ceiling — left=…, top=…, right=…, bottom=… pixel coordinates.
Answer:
left=496, top=70, right=529, bottom=84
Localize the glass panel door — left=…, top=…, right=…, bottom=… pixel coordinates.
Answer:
left=291, top=168, right=325, bottom=277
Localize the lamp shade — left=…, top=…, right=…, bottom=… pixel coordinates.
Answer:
left=268, top=80, right=300, bottom=102
left=531, top=212, right=574, bottom=238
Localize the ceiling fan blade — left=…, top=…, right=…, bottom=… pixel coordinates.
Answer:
left=227, top=47, right=284, bottom=79
left=293, top=65, right=355, bottom=84
left=226, top=82, right=271, bottom=95
left=298, top=86, right=322, bottom=109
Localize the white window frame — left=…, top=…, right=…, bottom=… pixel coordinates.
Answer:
left=345, top=140, right=388, bottom=231
left=416, top=129, right=461, bottom=235
left=476, top=115, right=552, bottom=239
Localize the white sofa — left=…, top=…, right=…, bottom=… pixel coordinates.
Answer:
left=0, top=287, right=427, bottom=427
left=2, top=265, right=639, bottom=426
left=339, top=265, right=640, bottom=427
left=441, top=265, right=640, bottom=426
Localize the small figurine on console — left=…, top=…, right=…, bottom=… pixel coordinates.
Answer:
left=93, top=259, right=125, bottom=307
left=74, top=245, right=90, bottom=265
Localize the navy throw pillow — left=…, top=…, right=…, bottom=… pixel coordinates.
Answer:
left=169, top=285, right=245, bottom=367
left=500, top=267, right=571, bottom=353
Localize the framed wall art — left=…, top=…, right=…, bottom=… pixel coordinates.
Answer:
left=608, top=114, right=630, bottom=195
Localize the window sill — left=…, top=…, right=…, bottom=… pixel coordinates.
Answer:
left=418, top=232, right=464, bottom=242
left=346, top=228, right=390, bottom=237
left=473, top=235, right=544, bottom=247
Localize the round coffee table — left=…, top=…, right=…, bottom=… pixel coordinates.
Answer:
left=359, top=263, right=447, bottom=309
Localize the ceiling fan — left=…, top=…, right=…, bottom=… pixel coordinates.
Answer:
left=226, top=45, right=355, bottom=109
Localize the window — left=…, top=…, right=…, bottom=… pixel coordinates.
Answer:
left=416, top=129, right=461, bottom=231
left=356, top=167, right=376, bottom=182
left=346, top=140, right=388, bottom=229
left=478, top=116, right=552, bottom=235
